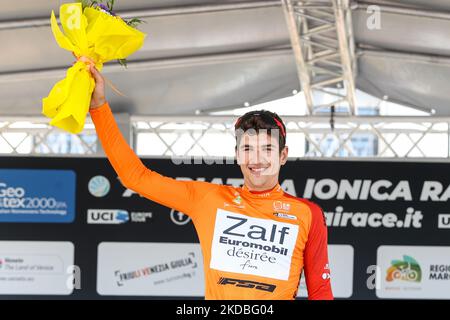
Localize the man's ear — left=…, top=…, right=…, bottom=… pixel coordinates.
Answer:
left=280, top=146, right=289, bottom=165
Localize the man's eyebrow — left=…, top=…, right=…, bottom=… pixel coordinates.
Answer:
left=241, top=143, right=274, bottom=147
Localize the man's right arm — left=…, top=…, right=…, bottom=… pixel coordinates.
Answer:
left=88, top=66, right=214, bottom=218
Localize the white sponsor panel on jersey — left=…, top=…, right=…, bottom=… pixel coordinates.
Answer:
left=376, top=246, right=450, bottom=299
left=210, top=209, right=299, bottom=281
left=0, top=241, right=74, bottom=295
left=297, top=245, right=354, bottom=298
left=97, top=242, right=204, bottom=296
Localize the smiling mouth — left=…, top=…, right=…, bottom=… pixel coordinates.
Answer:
left=248, top=166, right=270, bottom=174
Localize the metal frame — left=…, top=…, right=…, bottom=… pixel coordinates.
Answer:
left=1, top=115, right=449, bottom=159
left=0, top=117, right=98, bottom=156
left=131, top=115, right=450, bottom=159
left=281, top=0, right=357, bottom=115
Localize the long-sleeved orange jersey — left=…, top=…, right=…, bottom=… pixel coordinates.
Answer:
left=90, top=102, right=333, bottom=300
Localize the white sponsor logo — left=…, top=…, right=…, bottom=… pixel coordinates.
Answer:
left=322, top=272, right=331, bottom=280
left=438, top=214, right=450, bottom=229
left=88, top=210, right=152, bottom=224
left=0, top=182, right=68, bottom=213
left=273, top=213, right=297, bottom=221
left=324, top=206, right=423, bottom=229
left=303, top=179, right=450, bottom=202
left=88, top=209, right=129, bottom=224
left=0, top=241, right=74, bottom=295
left=322, top=263, right=331, bottom=280
left=210, top=209, right=299, bottom=281
left=376, top=246, right=450, bottom=299
left=97, top=242, right=204, bottom=296
left=273, top=201, right=291, bottom=212
left=420, top=182, right=450, bottom=202
left=170, top=209, right=191, bottom=226
left=130, top=212, right=153, bottom=223
left=115, top=252, right=198, bottom=287
left=303, top=179, right=412, bottom=201
left=88, top=176, right=110, bottom=198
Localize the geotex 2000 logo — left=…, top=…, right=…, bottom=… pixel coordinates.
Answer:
left=386, top=255, right=422, bottom=283
left=0, top=169, right=75, bottom=223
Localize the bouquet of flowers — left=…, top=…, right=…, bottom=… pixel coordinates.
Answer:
left=42, top=0, right=146, bottom=134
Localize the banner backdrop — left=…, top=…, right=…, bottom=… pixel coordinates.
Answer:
left=0, top=157, right=449, bottom=299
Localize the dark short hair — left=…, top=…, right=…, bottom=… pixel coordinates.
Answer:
left=234, top=110, right=287, bottom=153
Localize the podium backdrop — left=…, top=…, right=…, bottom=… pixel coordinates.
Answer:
left=0, top=157, right=449, bottom=299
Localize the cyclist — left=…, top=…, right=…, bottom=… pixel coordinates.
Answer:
left=88, top=65, right=333, bottom=300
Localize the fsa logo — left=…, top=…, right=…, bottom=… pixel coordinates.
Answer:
left=218, top=277, right=276, bottom=292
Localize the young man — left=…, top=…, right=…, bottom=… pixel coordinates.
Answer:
left=88, top=65, right=333, bottom=300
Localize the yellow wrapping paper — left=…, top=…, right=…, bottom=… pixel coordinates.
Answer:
left=42, top=2, right=146, bottom=134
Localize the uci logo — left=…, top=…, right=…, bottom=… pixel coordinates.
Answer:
left=87, top=209, right=129, bottom=224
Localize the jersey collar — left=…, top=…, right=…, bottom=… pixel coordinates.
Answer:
left=241, top=183, right=284, bottom=199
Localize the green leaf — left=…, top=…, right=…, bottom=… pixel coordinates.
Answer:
left=126, top=18, right=146, bottom=28
left=78, top=0, right=90, bottom=9
left=107, top=0, right=115, bottom=11
left=118, top=59, right=128, bottom=68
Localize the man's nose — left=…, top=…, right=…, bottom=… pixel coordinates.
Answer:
left=247, top=148, right=261, bottom=164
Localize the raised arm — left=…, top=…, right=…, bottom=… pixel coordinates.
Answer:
left=88, top=66, right=215, bottom=218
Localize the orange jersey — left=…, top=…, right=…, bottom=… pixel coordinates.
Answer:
left=90, top=102, right=333, bottom=300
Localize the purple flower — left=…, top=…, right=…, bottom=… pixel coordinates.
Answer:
left=96, top=3, right=116, bottom=16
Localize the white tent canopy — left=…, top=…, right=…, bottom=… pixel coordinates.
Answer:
left=1, top=0, right=450, bottom=116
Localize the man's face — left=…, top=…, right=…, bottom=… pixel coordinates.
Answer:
left=236, top=131, right=288, bottom=191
